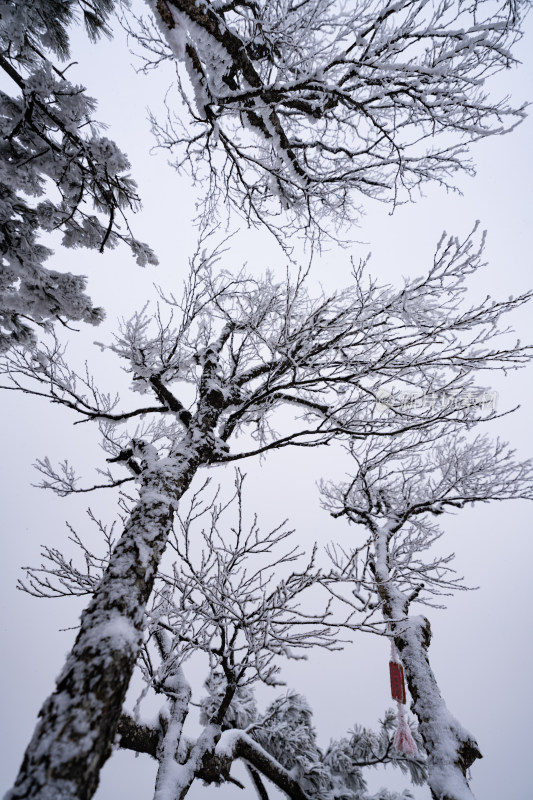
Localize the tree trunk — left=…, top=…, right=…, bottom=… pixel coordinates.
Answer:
left=374, top=523, right=481, bottom=800
left=154, top=669, right=192, bottom=800
left=6, top=457, right=199, bottom=800
left=393, top=614, right=482, bottom=800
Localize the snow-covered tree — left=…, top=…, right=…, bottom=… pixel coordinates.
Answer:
left=1, top=4, right=531, bottom=800
left=0, top=0, right=156, bottom=353
left=136, top=0, right=530, bottom=238
left=21, top=472, right=426, bottom=800
left=320, top=430, right=533, bottom=800
left=3, top=0, right=529, bottom=351
left=2, top=227, right=530, bottom=800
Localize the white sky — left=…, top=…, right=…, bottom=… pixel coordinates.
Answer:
left=1, top=5, right=532, bottom=800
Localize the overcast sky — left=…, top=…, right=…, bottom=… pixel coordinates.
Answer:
left=1, top=5, right=532, bottom=800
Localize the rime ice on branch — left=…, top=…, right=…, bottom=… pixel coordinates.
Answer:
left=0, top=0, right=156, bottom=353
left=22, top=473, right=427, bottom=800
left=321, top=430, right=533, bottom=800
left=139, top=0, right=529, bottom=239
left=2, top=228, right=531, bottom=799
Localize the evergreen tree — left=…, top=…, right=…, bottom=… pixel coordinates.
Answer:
left=0, top=0, right=155, bottom=352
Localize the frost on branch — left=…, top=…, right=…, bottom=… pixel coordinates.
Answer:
left=4, top=227, right=531, bottom=480
left=25, top=473, right=425, bottom=799
left=4, top=229, right=532, bottom=800
left=322, top=431, right=533, bottom=613
left=0, top=0, right=157, bottom=352
left=139, top=0, right=529, bottom=239
left=250, top=693, right=426, bottom=799
left=321, top=428, right=533, bottom=799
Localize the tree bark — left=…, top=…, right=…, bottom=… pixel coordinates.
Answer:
left=116, top=713, right=159, bottom=759
left=374, top=523, right=482, bottom=800
left=154, top=669, right=192, bottom=800
left=7, top=317, right=236, bottom=800
left=6, top=456, right=199, bottom=800
left=392, top=615, right=482, bottom=800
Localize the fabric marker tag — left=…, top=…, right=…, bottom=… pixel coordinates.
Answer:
left=389, top=661, right=406, bottom=704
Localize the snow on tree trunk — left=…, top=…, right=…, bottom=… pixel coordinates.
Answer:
left=154, top=668, right=192, bottom=800
left=6, top=457, right=200, bottom=800
left=393, top=616, right=482, bottom=800
left=174, top=724, right=225, bottom=800
left=375, top=524, right=481, bottom=800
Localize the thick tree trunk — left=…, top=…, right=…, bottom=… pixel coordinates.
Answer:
left=392, top=614, right=482, bottom=800
left=374, top=523, right=481, bottom=800
left=154, top=669, right=192, bottom=800
left=7, top=320, right=233, bottom=800
left=6, top=457, right=199, bottom=800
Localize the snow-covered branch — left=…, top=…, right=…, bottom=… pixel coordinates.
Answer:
left=321, top=427, right=533, bottom=799
left=115, top=688, right=426, bottom=799
left=137, top=0, right=530, bottom=239
left=0, top=1, right=156, bottom=352
left=4, top=224, right=530, bottom=798
left=3, top=228, right=530, bottom=493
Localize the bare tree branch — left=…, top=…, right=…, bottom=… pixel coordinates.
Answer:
left=321, top=427, right=533, bottom=799
left=137, top=0, right=530, bottom=240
